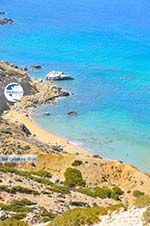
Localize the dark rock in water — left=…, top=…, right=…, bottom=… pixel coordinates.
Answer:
left=20, top=124, right=32, bottom=136
left=32, top=65, right=42, bottom=69
left=68, top=111, right=78, bottom=116
left=54, top=76, right=74, bottom=81
left=60, top=91, right=70, bottom=97
left=43, top=112, right=50, bottom=116
left=0, top=18, right=13, bottom=25
left=0, top=11, right=5, bottom=15
left=23, top=65, right=42, bottom=71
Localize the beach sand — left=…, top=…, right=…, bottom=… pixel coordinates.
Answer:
left=4, top=110, right=92, bottom=158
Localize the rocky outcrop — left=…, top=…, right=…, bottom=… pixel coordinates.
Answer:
left=68, top=111, right=78, bottom=116
left=0, top=61, right=70, bottom=114
left=22, top=65, right=42, bottom=71
left=20, top=123, right=32, bottom=136
left=45, top=71, right=74, bottom=81
left=0, top=18, right=13, bottom=25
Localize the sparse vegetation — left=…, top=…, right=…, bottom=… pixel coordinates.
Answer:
left=49, top=185, right=70, bottom=194
left=0, top=219, right=29, bottom=226
left=107, top=203, right=126, bottom=212
left=49, top=206, right=106, bottom=226
left=133, top=190, right=145, bottom=198
left=135, top=195, right=150, bottom=207
left=49, top=203, right=126, bottom=226
left=12, top=199, right=36, bottom=206
left=72, top=160, right=83, bottom=167
left=0, top=185, right=39, bottom=195
left=40, top=207, right=55, bottom=221
left=64, top=168, right=86, bottom=188
left=0, top=203, right=33, bottom=213
left=12, top=213, right=27, bottom=220
left=79, top=186, right=123, bottom=200
left=0, top=166, right=53, bottom=186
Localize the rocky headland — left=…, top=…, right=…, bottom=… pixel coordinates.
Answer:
left=0, top=61, right=70, bottom=114
left=0, top=62, right=150, bottom=226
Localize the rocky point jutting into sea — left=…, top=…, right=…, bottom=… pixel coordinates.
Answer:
left=0, top=61, right=70, bottom=114
left=0, top=61, right=150, bottom=226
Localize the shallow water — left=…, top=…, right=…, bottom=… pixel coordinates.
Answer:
left=0, top=0, right=150, bottom=171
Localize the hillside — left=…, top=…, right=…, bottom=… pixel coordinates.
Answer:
left=0, top=62, right=150, bottom=226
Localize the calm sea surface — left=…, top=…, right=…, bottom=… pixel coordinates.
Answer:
left=0, top=0, right=150, bottom=171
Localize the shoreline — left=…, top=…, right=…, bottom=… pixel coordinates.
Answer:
left=31, top=113, right=109, bottom=161
left=4, top=110, right=93, bottom=159
left=1, top=61, right=150, bottom=206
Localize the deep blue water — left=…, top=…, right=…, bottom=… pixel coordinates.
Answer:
left=0, top=0, right=150, bottom=171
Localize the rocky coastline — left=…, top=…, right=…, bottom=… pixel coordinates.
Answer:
left=0, top=61, right=150, bottom=226
left=0, top=61, right=70, bottom=115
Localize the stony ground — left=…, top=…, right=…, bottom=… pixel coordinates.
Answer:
left=94, top=207, right=146, bottom=226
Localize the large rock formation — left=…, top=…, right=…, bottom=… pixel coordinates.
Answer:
left=45, top=71, right=74, bottom=81
left=0, top=61, right=70, bottom=114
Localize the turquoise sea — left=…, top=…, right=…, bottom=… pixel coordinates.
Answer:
left=0, top=0, right=150, bottom=172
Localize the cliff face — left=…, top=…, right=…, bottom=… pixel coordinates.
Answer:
left=0, top=61, right=36, bottom=113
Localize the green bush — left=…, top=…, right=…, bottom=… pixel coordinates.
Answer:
left=135, top=195, right=150, bottom=207
left=94, top=187, right=112, bottom=199
left=30, top=170, right=52, bottom=178
left=0, top=203, right=32, bottom=213
left=49, top=206, right=106, bottom=226
left=107, top=203, right=126, bottom=212
left=10, top=186, right=39, bottom=195
left=0, top=219, right=29, bottom=226
left=133, top=190, right=145, bottom=198
left=71, top=160, right=83, bottom=167
left=12, top=199, right=36, bottom=206
left=112, top=186, right=124, bottom=195
left=12, top=213, right=27, bottom=220
left=79, top=186, right=123, bottom=200
left=30, top=176, right=53, bottom=186
left=0, top=185, right=38, bottom=195
left=110, top=187, right=124, bottom=200
left=49, top=185, right=70, bottom=194
left=0, top=166, right=52, bottom=186
left=79, top=188, right=96, bottom=197
left=40, top=207, right=55, bottom=219
left=64, top=168, right=86, bottom=188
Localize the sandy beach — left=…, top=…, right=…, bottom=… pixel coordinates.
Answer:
left=4, top=110, right=92, bottom=158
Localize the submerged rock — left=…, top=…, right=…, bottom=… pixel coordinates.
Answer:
left=68, top=111, right=78, bottom=116
left=0, top=18, right=13, bottom=25
left=45, top=71, right=74, bottom=81
left=23, top=65, right=42, bottom=71
left=43, top=112, right=50, bottom=116
left=0, top=11, right=5, bottom=15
